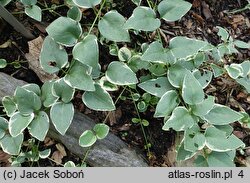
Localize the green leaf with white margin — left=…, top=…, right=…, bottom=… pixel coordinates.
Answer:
left=65, top=60, right=95, bottom=91
left=40, top=36, right=68, bottom=74
left=50, top=102, right=74, bottom=135
left=225, top=64, right=243, bottom=79
left=98, top=11, right=130, bottom=42
left=93, top=123, right=109, bottom=140
left=207, top=151, right=235, bottom=167
left=106, top=61, right=138, bottom=85
left=0, top=117, right=8, bottom=139
left=0, top=0, right=11, bottom=6
left=154, top=90, right=180, bottom=117
left=9, top=112, right=34, bottom=137
left=214, top=125, right=233, bottom=137
left=205, top=127, right=244, bottom=152
left=236, top=77, right=250, bottom=93
left=20, top=0, right=37, bottom=5
left=39, top=149, right=51, bottom=159
left=82, top=84, right=115, bottom=111
left=0, top=58, right=7, bottom=68
left=131, top=0, right=141, bottom=6
left=210, top=63, right=224, bottom=77
left=234, top=40, right=250, bottom=49
left=176, top=142, right=196, bottom=161
left=72, top=0, right=101, bottom=8
left=138, top=77, right=174, bottom=97
left=162, top=106, right=196, bottom=131
left=169, top=36, right=208, bottom=59
left=182, top=71, right=204, bottom=105
left=52, top=78, right=75, bottom=103
left=216, top=26, right=229, bottom=42
left=46, top=17, right=82, bottom=46
left=41, top=80, right=58, bottom=107
left=79, top=130, right=97, bottom=147
left=28, top=111, right=49, bottom=141
left=158, top=0, right=192, bottom=22
left=15, top=87, right=41, bottom=115
left=99, top=77, right=118, bottom=91
left=67, top=6, right=82, bottom=22
left=193, top=69, right=213, bottom=88
left=240, top=60, right=250, bottom=77
left=141, top=41, right=175, bottom=64
left=64, top=161, right=76, bottom=167
left=25, top=5, right=41, bottom=21
left=204, top=104, right=243, bottom=125
left=167, top=63, right=189, bottom=88
left=194, top=155, right=208, bottom=167
left=184, top=124, right=206, bottom=152
left=118, top=47, right=131, bottom=62
left=73, top=35, right=99, bottom=69
left=2, top=96, right=16, bottom=117
left=124, top=6, right=161, bottom=31
left=191, top=96, right=215, bottom=117
left=0, top=133, right=23, bottom=155
left=22, top=83, right=41, bottom=96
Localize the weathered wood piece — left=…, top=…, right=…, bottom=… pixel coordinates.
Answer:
left=0, top=73, right=148, bottom=167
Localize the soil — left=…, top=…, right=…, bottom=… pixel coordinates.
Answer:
left=0, top=0, right=249, bottom=167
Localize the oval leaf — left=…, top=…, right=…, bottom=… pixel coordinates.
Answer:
left=15, top=87, right=41, bottom=115
left=167, top=63, right=189, bottom=88
left=93, top=123, right=109, bottom=140
left=2, top=96, right=17, bottom=117
left=207, top=151, right=235, bottom=167
left=158, top=0, right=192, bottom=22
left=40, top=36, right=68, bottom=74
left=0, top=117, right=8, bottom=139
left=205, top=127, right=244, bottom=152
left=25, top=5, right=42, bottom=21
left=79, top=130, right=97, bottom=147
left=73, top=35, right=99, bottom=69
left=191, top=96, right=215, bottom=117
left=154, top=90, right=180, bottom=117
left=64, top=60, right=95, bottom=91
left=50, top=102, right=74, bottom=135
left=106, top=61, right=138, bottom=85
left=9, top=112, right=34, bottom=137
left=67, top=6, right=82, bottom=22
left=138, top=77, right=174, bottom=97
left=169, top=36, right=208, bottom=59
left=28, top=111, right=49, bottom=141
left=141, top=41, right=175, bottom=64
left=193, top=69, right=213, bottom=88
left=98, top=11, right=130, bottom=42
left=162, top=106, right=196, bottom=131
left=82, top=84, right=115, bottom=111
left=0, top=58, right=7, bottom=68
left=72, top=0, right=101, bottom=8
left=124, top=6, right=161, bottom=31
left=182, top=71, right=204, bottom=105
left=0, top=133, right=23, bottom=155
left=41, top=80, right=58, bottom=107
left=52, top=78, right=75, bottom=103
left=46, top=17, right=82, bottom=46
left=204, top=104, right=243, bottom=125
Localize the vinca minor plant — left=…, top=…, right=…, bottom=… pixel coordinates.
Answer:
left=0, top=0, right=249, bottom=167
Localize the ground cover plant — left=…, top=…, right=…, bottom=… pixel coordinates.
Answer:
left=0, top=0, right=249, bottom=167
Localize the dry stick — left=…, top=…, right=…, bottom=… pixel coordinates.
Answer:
left=0, top=4, right=35, bottom=39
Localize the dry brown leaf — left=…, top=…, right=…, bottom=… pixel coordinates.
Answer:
left=201, top=1, right=212, bottom=20
left=56, top=143, right=67, bottom=157
left=44, top=137, right=55, bottom=147
left=192, top=0, right=201, bottom=8
left=25, top=36, right=58, bottom=83
left=0, top=150, right=11, bottom=167
left=51, top=151, right=64, bottom=165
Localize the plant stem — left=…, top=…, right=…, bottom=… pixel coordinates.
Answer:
left=103, top=86, right=127, bottom=123
left=146, top=0, right=153, bottom=9
left=128, top=88, right=151, bottom=156
left=81, top=146, right=92, bottom=165
left=88, top=0, right=106, bottom=35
